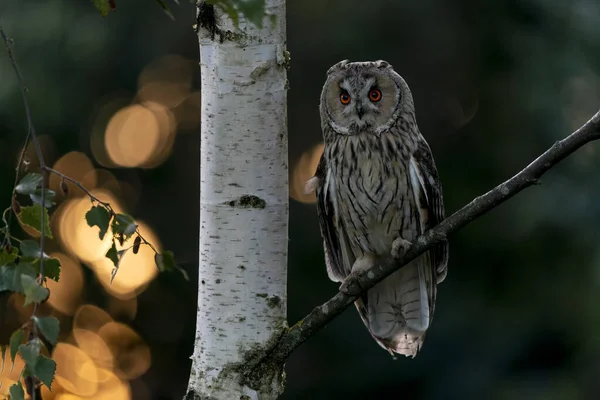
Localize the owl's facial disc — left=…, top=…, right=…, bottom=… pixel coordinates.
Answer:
left=328, top=71, right=401, bottom=135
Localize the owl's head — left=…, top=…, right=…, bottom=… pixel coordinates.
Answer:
left=319, top=60, right=414, bottom=136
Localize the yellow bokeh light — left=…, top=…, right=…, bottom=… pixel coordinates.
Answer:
left=103, top=103, right=177, bottom=169
left=140, top=101, right=177, bottom=169
left=93, top=369, right=131, bottom=400
left=97, top=322, right=151, bottom=380
left=89, top=94, right=133, bottom=169
left=73, top=304, right=114, bottom=333
left=46, top=252, right=84, bottom=315
left=41, top=382, right=63, bottom=400
left=90, top=221, right=159, bottom=300
left=48, top=151, right=97, bottom=202
left=0, top=352, right=25, bottom=382
left=137, top=80, right=190, bottom=109
left=54, top=394, right=86, bottom=400
left=72, top=328, right=115, bottom=371
left=56, top=189, right=122, bottom=264
left=104, top=104, right=161, bottom=168
left=0, top=376, right=18, bottom=398
left=137, top=54, right=193, bottom=109
left=8, top=292, right=35, bottom=324
left=53, top=343, right=99, bottom=397
left=290, top=143, right=324, bottom=204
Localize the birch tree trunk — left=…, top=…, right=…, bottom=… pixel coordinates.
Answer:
left=186, top=1, right=288, bottom=399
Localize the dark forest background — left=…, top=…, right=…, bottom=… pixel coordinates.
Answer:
left=2, top=0, right=600, bottom=399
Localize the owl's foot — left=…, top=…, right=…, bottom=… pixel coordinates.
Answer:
left=339, top=255, right=376, bottom=296
left=391, top=237, right=412, bottom=259
left=339, top=271, right=363, bottom=296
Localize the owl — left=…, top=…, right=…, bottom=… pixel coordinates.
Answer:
left=308, top=60, right=449, bottom=357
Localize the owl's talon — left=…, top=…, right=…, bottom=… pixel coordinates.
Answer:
left=391, top=237, right=412, bottom=259
left=339, top=271, right=364, bottom=296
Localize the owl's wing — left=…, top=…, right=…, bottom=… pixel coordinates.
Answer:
left=314, top=154, right=354, bottom=282
left=409, top=140, right=449, bottom=285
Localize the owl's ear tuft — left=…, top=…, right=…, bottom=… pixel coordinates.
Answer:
left=327, top=59, right=350, bottom=75
left=375, top=60, right=392, bottom=69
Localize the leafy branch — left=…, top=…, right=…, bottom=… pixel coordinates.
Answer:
left=243, top=110, right=600, bottom=380
left=0, top=26, right=185, bottom=400
left=90, top=0, right=269, bottom=29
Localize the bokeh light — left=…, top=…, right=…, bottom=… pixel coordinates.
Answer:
left=97, top=322, right=151, bottom=381
left=55, top=189, right=121, bottom=264
left=92, top=369, right=131, bottom=400
left=53, top=343, right=99, bottom=397
left=290, top=143, right=324, bottom=204
left=90, top=220, right=159, bottom=300
left=137, top=54, right=193, bottom=109
left=48, top=152, right=97, bottom=203
left=104, top=104, right=165, bottom=168
left=72, top=328, right=115, bottom=371
left=73, top=305, right=113, bottom=334
left=46, top=252, right=84, bottom=316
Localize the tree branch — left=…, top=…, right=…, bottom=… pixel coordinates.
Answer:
left=258, top=109, right=600, bottom=368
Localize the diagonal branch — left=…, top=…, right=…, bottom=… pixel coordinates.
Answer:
left=259, top=109, right=600, bottom=367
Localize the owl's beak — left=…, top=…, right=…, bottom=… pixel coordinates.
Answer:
left=356, top=103, right=364, bottom=119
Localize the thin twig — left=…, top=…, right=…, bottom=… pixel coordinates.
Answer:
left=1, top=24, right=46, bottom=400
left=46, top=166, right=159, bottom=253
left=247, top=110, right=600, bottom=374
left=1, top=26, right=46, bottom=333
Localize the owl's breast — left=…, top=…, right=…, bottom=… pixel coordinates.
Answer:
left=329, top=137, right=419, bottom=256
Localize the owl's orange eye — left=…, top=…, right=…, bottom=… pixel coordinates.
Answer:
left=340, top=91, right=351, bottom=105
left=369, top=88, right=382, bottom=102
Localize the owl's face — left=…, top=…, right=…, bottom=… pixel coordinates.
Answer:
left=320, top=60, right=413, bottom=136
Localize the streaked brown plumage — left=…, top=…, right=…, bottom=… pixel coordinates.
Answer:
left=310, top=60, right=448, bottom=357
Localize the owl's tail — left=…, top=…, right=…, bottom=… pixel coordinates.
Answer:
left=354, top=257, right=432, bottom=358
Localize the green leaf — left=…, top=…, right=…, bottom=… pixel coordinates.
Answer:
left=155, top=0, right=175, bottom=20
left=85, top=206, right=111, bottom=240
left=105, top=240, right=119, bottom=269
left=9, top=329, right=24, bottom=366
left=36, top=257, right=61, bottom=282
left=8, top=382, right=24, bottom=400
left=92, top=0, right=112, bottom=16
left=30, top=188, right=56, bottom=209
left=19, top=340, right=41, bottom=371
left=35, top=354, right=56, bottom=389
left=154, top=250, right=175, bottom=272
left=0, top=246, right=18, bottom=267
left=234, top=0, right=265, bottom=27
left=33, top=316, right=60, bottom=346
left=208, top=0, right=266, bottom=28
left=19, top=240, right=61, bottom=281
left=111, top=213, right=137, bottom=239
left=20, top=240, right=42, bottom=259
left=21, top=274, right=49, bottom=306
left=0, top=265, right=16, bottom=292
left=19, top=204, right=53, bottom=239
left=154, top=250, right=188, bottom=280
left=209, top=0, right=239, bottom=27
left=0, top=262, right=37, bottom=293
left=15, top=173, right=43, bottom=195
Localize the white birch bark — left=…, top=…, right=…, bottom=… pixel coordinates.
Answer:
left=187, top=1, right=288, bottom=399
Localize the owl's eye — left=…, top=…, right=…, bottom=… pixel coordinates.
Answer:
left=369, top=88, right=382, bottom=102
left=339, top=91, right=351, bottom=105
